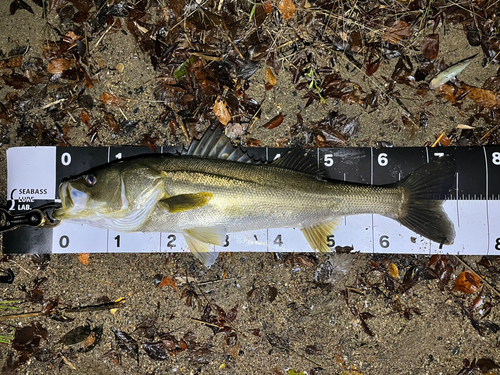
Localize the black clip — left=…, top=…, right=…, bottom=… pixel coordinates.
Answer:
left=0, top=203, right=61, bottom=233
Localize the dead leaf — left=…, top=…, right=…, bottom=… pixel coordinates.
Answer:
left=462, top=84, right=500, bottom=110
left=78, top=253, right=90, bottom=265
left=388, top=263, right=399, bottom=279
left=383, top=21, right=411, bottom=44
left=436, top=83, right=500, bottom=109
left=263, top=114, right=284, bottom=129
left=84, top=331, right=96, bottom=348
left=47, top=58, right=71, bottom=74
left=422, top=34, right=439, bottom=59
left=366, top=58, right=381, bottom=76
left=278, top=0, right=295, bottom=20
left=265, top=68, right=277, bottom=86
left=158, top=277, right=177, bottom=291
left=263, top=1, right=273, bottom=13
left=246, top=138, right=261, bottom=147
left=99, top=92, right=122, bottom=106
left=213, top=95, right=231, bottom=125
left=453, top=271, right=482, bottom=294
left=80, top=110, right=90, bottom=128
left=104, top=111, right=120, bottom=133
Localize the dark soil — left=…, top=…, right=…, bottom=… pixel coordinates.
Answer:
left=1, top=0, right=500, bottom=374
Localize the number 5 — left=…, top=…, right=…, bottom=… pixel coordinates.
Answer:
left=324, top=154, right=333, bottom=167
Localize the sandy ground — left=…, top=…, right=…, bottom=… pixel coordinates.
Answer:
left=0, top=1, right=499, bottom=374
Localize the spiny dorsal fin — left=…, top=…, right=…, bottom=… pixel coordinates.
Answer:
left=183, top=127, right=254, bottom=163
left=272, top=149, right=325, bottom=177
left=301, top=220, right=340, bottom=253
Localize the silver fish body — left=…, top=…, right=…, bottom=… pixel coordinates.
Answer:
left=55, top=128, right=456, bottom=265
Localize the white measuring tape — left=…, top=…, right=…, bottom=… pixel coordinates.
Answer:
left=4, top=145, right=500, bottom=256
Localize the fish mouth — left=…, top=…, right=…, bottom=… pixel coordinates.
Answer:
left=60, top=182, right=73, bottom=210
left=54, top=181, right=89, bottom=219
left=54, top=181, right=73, bottom=219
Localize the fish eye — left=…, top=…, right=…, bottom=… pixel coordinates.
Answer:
left=85, top=174, right=97, bottom=186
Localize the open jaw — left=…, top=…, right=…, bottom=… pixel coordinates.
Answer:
left=55, top=182, right=88, bottom=219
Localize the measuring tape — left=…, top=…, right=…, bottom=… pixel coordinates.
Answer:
left=4, top=145, right=500, bottom=256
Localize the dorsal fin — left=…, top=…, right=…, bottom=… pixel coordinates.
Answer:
left=272, top=149, right=324, bottom=177
left=182, top=127, right=254, bottom=163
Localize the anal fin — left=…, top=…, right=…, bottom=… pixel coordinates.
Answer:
left=301, top=220, right=340, bottom=253
left=183, top=225, right=226, bottom=246
left=183, top=233, right=219, bottom=268
left=183, top=226, right=226, bottom=268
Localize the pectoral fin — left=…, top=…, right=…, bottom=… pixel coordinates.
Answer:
left=159, top=192, right=213, bottom=213
left=301, top=220, right=340, bottom=253
left=183, top=233, right=220, bottom=268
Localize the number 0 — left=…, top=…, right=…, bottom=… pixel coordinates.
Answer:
left=61, top=152, right=71, bottom=166
left=59, top=235, right=70, bottom=248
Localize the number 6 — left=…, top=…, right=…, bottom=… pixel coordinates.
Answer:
left=378, top=153, right=388, bottom=166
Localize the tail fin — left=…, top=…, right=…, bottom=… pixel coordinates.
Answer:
left=397, top=156, right=456, bottom=245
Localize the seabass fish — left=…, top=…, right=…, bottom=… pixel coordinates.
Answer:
left=54, top=128, right=456, bottom=266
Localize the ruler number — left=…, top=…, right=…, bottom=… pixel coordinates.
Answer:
left=59, top=235, right=70, bottom=248
left=495, top=238, right=500, bottom=251
left=379, top=235, right=390, bottom=248
left=167, top=234, right=176, bottom=248
left=274, top=234, right=283, bottom=247
left=324, top=154, right=333, bottom=167
left=114, top=235, right=120, bottom=247
left=326, top=235, right=335, bottom=247
left=223, top=235, right=229, bottom=247
left=492, top=152, right=500, bottom=165
left=61, top=152, right=71, bottom=166
left=378, top=153, right=388, bottom=166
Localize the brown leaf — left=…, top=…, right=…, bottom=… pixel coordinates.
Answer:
left=47, top=58, right=71, bottom=74
left=263, top=1, right=273, bottom=13
left=104, top=111, right=120, bottom=133
left=80, top=110, right=90, bottom=128
left=83, top=331, right=96, bottom=348
left=435, top=84, right=463, bottom=103
left=462, top=84, right=500, bottom=110
left=99, top=92, right=121, bottom=106
left=78, top=253, right=90, bottom=265
left=278, top=0, right=295, bottom=20
left=213, top=95, right=231, bottom=125
left=388, top=263, right=399, bottom=279
left=453, top=271, right=482, bottom=294
left=421, top=34, right=439, bottom=59
left=383, top=21, right=411, bottom=44
left=6, top=55, right=23, bottom=68
left=158, top=277, right=177, bottom=291
left=246, top=138, right=261, bottom=147
left=263, top=114, right=284, bottom=129
left=366, top=58, right=381, bottom=76
left=265, top=68, right=277, bottom=86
